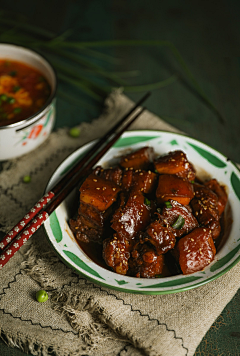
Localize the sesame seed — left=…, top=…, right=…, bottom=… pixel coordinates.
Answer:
left=141, top=188, right=144, bottom=191
left=188, top=249, right=191, bottom=252
left=191, top=238, right=194, bottom=241
left=200, top=210, right=203, bottom=214
left=125, top=158, right=128, bottom=162
left=96, top=187, right=100, bottom=190
left=134, top=195, right=137, bottom=199
left=154, top=232, right=157, bottom=235
left=103, top=187, right=106, bottom=190
left=121, top=225, right=124, bottom=229
left=203, top=229, right=206, bottom=232
left=139, top=173, right=143, bottom=175
left=75, top=227, right=79, bottom=230
left=93, top=179, right=97, bottom=182
left=195, top=211, right=199, bottom=216
left=149, top=179, right=152, bottom=183
left=113, top=188, right=116, bottom=191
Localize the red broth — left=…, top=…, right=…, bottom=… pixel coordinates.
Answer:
left=0, top=59, right=51, bottom=123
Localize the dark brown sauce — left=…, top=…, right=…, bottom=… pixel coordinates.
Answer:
left=78, top=240, right=109, bottom=270
left=214, top=203, right=232, bottom=252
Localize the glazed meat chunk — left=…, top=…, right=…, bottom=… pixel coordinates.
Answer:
left=121, top=170, right=133, bottom=191
left=69, top=215, right=104, bottom=243
left=204, top=179, right=228, bottom=216
left=94, top=166, right=123, bottom=186
left=154, top=150, right=196, bottom=181
left=129, top=242, right=164, bottom=278
left=190, top=183, right=221, bottom=239
left=143, top=220, right=176, bottom=254
left=132, top=170, right=157, bottom=194
left=121, top=169, right=157, bottom=194
left=103, top=235, right=132, bottom=275
left=156, top=174, right=194, bottom=206
left=119, top=146, right=154, bottom=170
left=80, top=172, right=121, bottom=212
left=111, top=188, right=151, bottom=240
left=177, top=227, right=216, bottom=274
left=70, top=172, right=121, bottom=243
left=161, top=200, right=199, bottom=238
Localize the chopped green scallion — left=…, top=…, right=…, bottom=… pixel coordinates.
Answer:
left=9, top=70, right=17, bottom=76
left=0, top=94, right=8, bottom=101
left=171, top=215, right=185, bottom=229
left=144, top=197, right=151, bottom=206
left=164, top=201, right=172, bottom=209
left=8, top=97, right=15, bottom=104
left=13, top=86, right=21, bottom=92
left=13, top=107, right=21, bottom=113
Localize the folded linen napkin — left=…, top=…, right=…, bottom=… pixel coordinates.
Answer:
left=0, top=89, right=239, bottom=356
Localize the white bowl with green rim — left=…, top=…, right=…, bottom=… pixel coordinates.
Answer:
left=43, top=130, right=240, bottom=295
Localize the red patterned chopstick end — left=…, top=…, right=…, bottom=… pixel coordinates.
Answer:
left=0, top=192, right=54, bottom=250
left=0, top=211, right=49, bottom=270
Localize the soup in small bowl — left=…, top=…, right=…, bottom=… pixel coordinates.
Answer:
left=0, top=43, right=57, bottom=161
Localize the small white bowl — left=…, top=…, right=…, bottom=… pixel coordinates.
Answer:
left=44, top=130, right=240, bottom=295
left=0, top=43, right=57, bottom=161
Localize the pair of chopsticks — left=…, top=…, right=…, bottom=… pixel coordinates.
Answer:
left=0, top=92, right=151, bottom=269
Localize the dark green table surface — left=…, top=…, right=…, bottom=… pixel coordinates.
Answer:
left=1, top=1, right=240, bottom=355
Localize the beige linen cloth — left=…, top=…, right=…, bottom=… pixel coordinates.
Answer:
left=0, top=89, right=240, bottom=356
